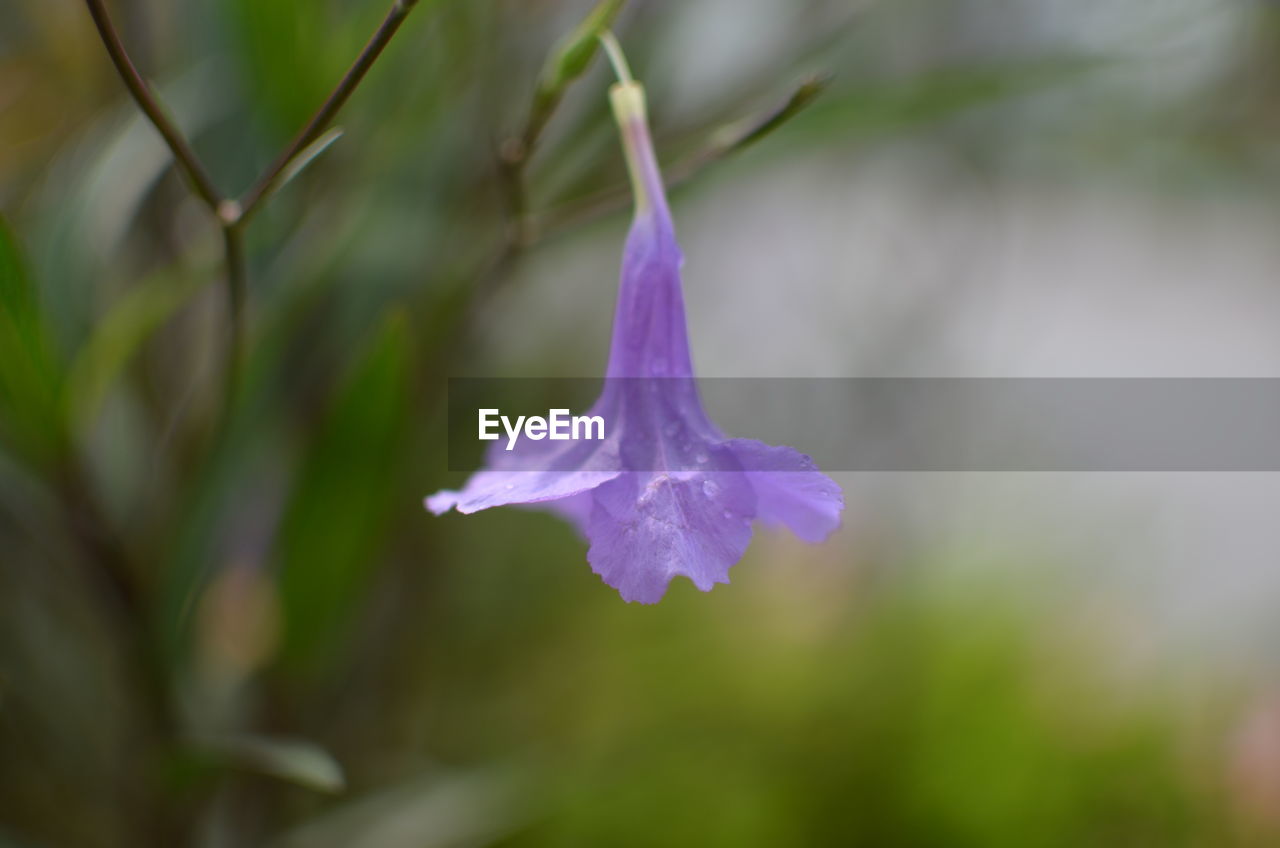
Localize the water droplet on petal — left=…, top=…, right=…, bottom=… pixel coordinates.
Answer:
left=723, top=510, right=734, bottom=520
left=695, top=453, right=709, bottom=465
left=702, top=480, right=719, bottom=497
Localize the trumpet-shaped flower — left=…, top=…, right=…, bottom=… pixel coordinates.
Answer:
left=427, top=60, right=843, bottom=603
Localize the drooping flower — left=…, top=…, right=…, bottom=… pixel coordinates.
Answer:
left=427, top=41, right=843, bottom=603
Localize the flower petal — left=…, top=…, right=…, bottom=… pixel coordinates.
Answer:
left=724, top=439, right=844, bottom=543
left=426, top=468, right=618, bottom=515
left=526, top=489, right=594, bottom=537
left=585, top=471, right=755, bottom=603
left=427, top=414, right=622, bottom=516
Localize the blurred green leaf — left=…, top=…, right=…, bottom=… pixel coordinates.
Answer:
left=0, top=829, right=43, bottom=848
left=538, top=0, right=625, bottom=98
left=481, top=579, right=1218, bottom=847
left=0, top=217, right=64, bottom=466
left=705, top=74, right=831, bottom=156
left=190, top=733, right=345, bottom=793
left=65, top=263, right=211, bottom=432
left=269, top=768, right=525, bottom=848
left=274, top=309, right=412, bottom=670
left=223, top=0, right=350, bottom=136
left=276, top=127, right=345, bottom=195
left=527, top=0, right=626, bottom=142
left=799, top=58, right=1101, bottom=140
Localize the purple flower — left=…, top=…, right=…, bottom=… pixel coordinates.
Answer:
left=427, top=72, right=843, bottom=603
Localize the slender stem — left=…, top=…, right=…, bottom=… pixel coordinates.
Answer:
left=237, top=0, right=422, bottom=223
left=83, top=0, right=224, bottom=212
left=531, top=74, right=830, bottom=241
left=498, top=7, right=624, bottom=248
left=597, top=31, right=633, bottom=85
left=221, top=223, right=247, bottom=398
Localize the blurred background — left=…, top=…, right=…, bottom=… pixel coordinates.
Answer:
left=4, top=0, right=1280, bottom=845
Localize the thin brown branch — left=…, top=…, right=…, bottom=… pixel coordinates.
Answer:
left=236, top=0, right=422, bottom=223
left=84, top=0, right=424, bottom=407
left=83, top=0, right=225, bottom=212
left=84, top=0, right=246, bottom=404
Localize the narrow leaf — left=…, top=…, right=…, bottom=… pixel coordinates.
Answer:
left=527, top=0, right=626, bottom=142
left=65, top=263, right=211, bottom=431
left=190, top=733, right=345, bottom=793
left=0, top=218, right=64, bottom=465
left=269, top=768, right=526, bottom=848
left=274, top=310, right=412, bottom=669
left=276, top=127, right=345, bottom=194
left=538, top=0, right=626, bottom=95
